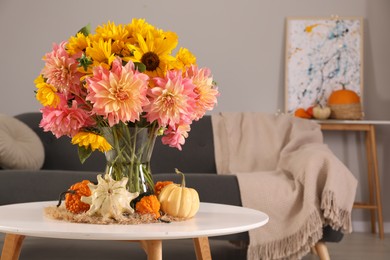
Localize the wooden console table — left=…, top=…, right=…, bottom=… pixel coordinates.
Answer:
left=315, top=119, right=390, bottom=240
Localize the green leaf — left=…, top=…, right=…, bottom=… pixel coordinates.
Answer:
left=78, top=23, right=91, bottom=36
left=77, top=53, right=93, bottom=72
left=134, top=62, right=146, bottom=73
left=78, top=146, right=93, bottom=164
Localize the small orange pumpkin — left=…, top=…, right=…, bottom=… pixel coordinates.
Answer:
left=328, top=87, right=360, bottom=105
left=327, top=84, right=363, bottom=119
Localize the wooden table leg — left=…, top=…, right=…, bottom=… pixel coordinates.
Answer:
left=193, top=237, right=212, bottom=260
left=320, top=123, right=385, bottom=239
left=1, top=234, right=25, bottom=260
left=139, top=240, right=162, bottom=260
left=314, top=241, right=330, bottom=260
left=368, top=125, right=384, bottom=239
left=365, top=127, right=377, bottom=234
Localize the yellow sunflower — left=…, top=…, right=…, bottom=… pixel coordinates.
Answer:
left=92, top=21, right=131, bottom=56
left=71, top=132, right=112, bottom=153
left=35, top=75, right=60, bottom=108
left=67, top=32, right=91, bottom=56
left=86, top=38, right=115, bottom=68
left=125, top=18, right=155, bottom=44
left=126, top=29, right=178, bottom=78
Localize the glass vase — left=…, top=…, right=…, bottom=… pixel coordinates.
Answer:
left=101, top=122, right=157, bottom=194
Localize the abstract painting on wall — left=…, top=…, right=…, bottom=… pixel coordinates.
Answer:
left=285, top=16, right=363, bottom=114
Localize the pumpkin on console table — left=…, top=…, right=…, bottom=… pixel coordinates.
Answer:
left=327, top=85, right=363, bottom=120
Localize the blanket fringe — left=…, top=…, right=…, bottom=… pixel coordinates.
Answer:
left=247, top=210, right=323, bottom=260
left=321, top=190, right=353, bottom=233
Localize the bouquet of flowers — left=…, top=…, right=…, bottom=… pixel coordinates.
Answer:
left=35, top=19, right=219, bottom=193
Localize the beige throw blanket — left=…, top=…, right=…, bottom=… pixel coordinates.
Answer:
left=211, top=112, right=357, bottom=260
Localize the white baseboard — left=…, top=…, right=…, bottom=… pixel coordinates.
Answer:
left=352, top=221, right=390, bottom=233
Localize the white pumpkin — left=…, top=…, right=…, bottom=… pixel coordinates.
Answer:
left=158, top=169, right=200, bottom=219
left=81, top=174, right=139, bottom=219
left=313, top=105, right=331, bottom=120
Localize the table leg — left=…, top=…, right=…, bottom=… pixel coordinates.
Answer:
left=365, top=128, right=377, bottom=234
left=314, top=242, right=330, bottom=260
left=368, top=125, right=384, bottom=239
left=193, top=237, right=212, bottom=260
left=1, top=234, right=25, bottom=260
left=139, top=240, right=162, bottom=260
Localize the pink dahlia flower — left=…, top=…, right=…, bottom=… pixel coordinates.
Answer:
left=86, top=57, right=150, bottom=126
left=146, top=70, right=197, bottom=128
left=186, top=66, right=219, bottom=121
left=161, top=124, right=190, bottom=150
left=41, top=41, right=82, bottom=96
left=40, top=96, right=95, bottom=138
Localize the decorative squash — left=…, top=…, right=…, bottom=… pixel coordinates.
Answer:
left=328, top=88, right=360, bottom=105
left=327, top=84, right=363, bottom=119
left=154, top=181, right=174, bottom=196
left=57, top=180, right=92, bottom=214
left=306, top=106, right=314, bottom=118
left=81, top=174, right=139, bottom=219
left=294, top=108, right=312, bottom=119
left=312, top=105, right=331, bottom=120
left=135, top=195, right=161, bottom=219
left=158, top=169, right=200, bottom=219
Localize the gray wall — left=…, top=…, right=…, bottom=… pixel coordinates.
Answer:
left=1, top=0, right=389, bottom=231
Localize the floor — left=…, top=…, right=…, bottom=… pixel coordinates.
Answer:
left=0, top=232, right=389, bottom=259
left=303, top=232, right=390, bottom=260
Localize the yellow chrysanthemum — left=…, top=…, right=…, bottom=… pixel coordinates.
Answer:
left=126, top=29, right=178, bottom=78
left=173, top=47, right=197, bottom=70
left=86, top=38, right=116, bottom=67
left=71, top=132, right=112, bottom=152
left=67, top=32, right=91, bottom=55
left=35, top=75, right=60, bottom=108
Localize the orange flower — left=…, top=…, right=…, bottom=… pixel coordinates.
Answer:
left=135, top=195, right=161, bottom=218
left=154, top=181, right=174, bottom=196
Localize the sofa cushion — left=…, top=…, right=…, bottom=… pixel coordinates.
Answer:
left=15, top=112, right=106, bottom=172
left=0, top=114, right=44, bottom=170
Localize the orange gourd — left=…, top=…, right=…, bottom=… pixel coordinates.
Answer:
left=294, top=108, right=312, bottom=119
left=135, top=195, right=161, bottom=219
left=57, top=180, right=92, bottom=214
left=154, top=181, right=174, bottom=197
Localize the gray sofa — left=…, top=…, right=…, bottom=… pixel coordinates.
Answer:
left=0, top=112, right=342, bottom=260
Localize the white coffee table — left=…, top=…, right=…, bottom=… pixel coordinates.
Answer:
left=0, top=201, right=268, bottom=260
